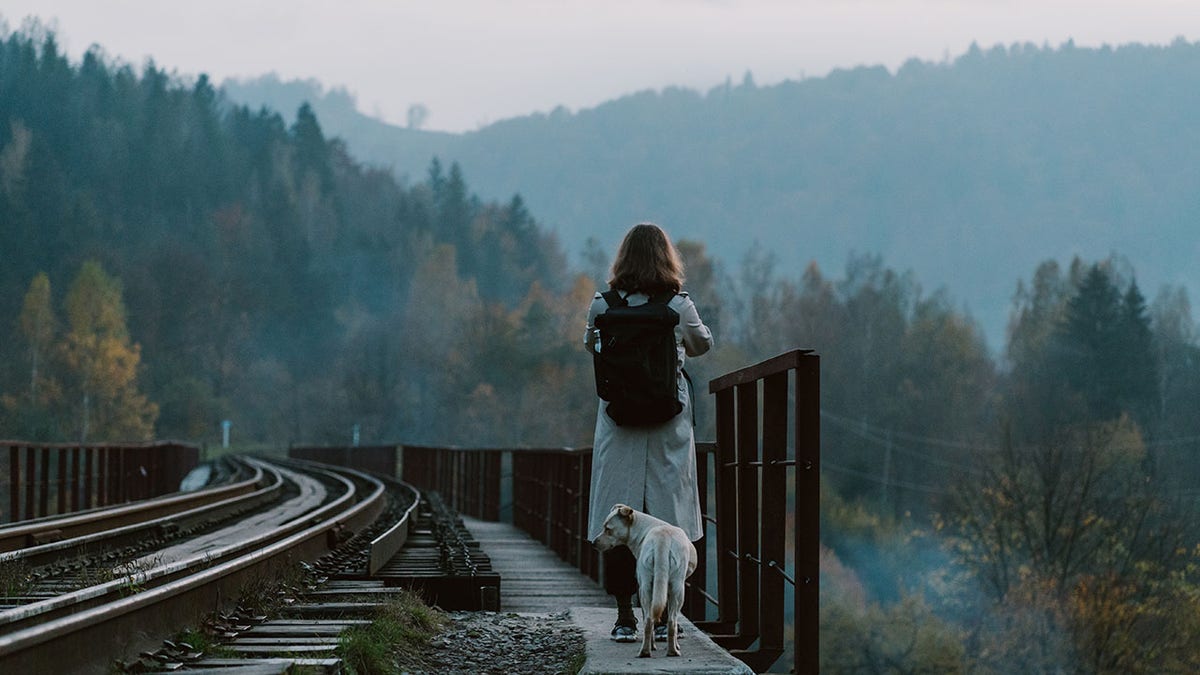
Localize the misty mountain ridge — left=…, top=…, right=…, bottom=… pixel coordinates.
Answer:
left=224, top=38, right=1200, bottom=350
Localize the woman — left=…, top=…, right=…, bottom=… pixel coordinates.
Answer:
left=584, top=223, right=713, bottom=642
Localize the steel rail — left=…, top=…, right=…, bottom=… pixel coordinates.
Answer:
left=367, top=474, right=421, bottom=575
left=0, top=460, right=332, bottom=631
left=0, top=460, right=281, bottom=570
left=0, top=458, right=259, bottom=553
left=0, top=458, right=390, bottom=673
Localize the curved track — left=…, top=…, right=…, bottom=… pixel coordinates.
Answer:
left=0, top=457, right=418, bottom=674
left=0, top=458, right=259, bottom=554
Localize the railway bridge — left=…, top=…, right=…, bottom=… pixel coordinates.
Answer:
left=0, top=349, right=817, bottom=674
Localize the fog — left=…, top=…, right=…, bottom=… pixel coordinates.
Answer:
left=3, top=0, right=1199, bottom=131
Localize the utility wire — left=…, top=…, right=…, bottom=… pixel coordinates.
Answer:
left=821, top=409, right=987, bottom=476
left=823, top=460, right=951, bottom=496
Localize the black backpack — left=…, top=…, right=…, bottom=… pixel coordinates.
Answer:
left=591, top=290, right=683, bottom=427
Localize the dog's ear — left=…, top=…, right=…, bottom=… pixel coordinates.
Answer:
left=617, top=505, right=634, bottom=522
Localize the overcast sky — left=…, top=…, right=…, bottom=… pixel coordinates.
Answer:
left=4, top=1, right=1199, bottom=132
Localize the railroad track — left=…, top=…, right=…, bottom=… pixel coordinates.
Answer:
left=0, top=456, right=418, bottom=674
left=0, top=457, right=258, bottom=554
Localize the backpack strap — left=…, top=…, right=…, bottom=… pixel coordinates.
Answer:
left=600, top=290, right=627, bottom=308
left=647, top=291, right=677, bottom=305
left=682, top=368, right=696, bottom=427
left=602, top=289, right=677, bottom=306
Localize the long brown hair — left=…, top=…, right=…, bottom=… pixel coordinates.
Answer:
left=608, top=223, right=685, bottom=295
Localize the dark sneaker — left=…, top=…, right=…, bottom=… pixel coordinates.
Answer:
left=654, top=624, right=683, bottom=641
left=611, top=622, right=638, bottom=642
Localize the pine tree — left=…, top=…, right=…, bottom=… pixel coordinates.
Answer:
left=290, top=102, right=333, bottom=193
left=1116, top=280, right=1157, bottom=427
left=1052, top=264, right=1160, bottom=424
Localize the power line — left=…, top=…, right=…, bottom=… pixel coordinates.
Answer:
left=820, top=410, right=986, bottom=476
left=820, top=408, right=996, bottom=451
left=823, top=460, right=951, bottom=496
left=820, top=407, right=1200, bottom=463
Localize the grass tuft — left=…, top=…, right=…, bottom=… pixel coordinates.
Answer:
left=0, top=557, right=32, bottom=600
left=338, top=591, right=445, bottom=674
left=174, top=627, right=237, bottom=659
left=564, top=646, right=587, bottom=675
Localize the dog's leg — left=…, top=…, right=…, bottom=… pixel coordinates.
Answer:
left=666, top=576, right=685, bottom=656
left=667, top=614, right=680, bottom=656
left=638, top=585, right=655, bottom=657
left=640, top=618, right=655, bottom=657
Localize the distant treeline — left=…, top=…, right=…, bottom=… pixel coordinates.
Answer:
left=228, top=39, right=1200, bottom=345
left=0, top=25, right=575, bottom=445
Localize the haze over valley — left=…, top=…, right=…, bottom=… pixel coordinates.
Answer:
left=225, top=40, right=1200, bottom=349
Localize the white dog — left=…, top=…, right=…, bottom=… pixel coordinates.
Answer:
left=593, top=503, right=698, bottom=657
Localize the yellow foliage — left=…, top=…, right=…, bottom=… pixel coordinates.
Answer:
left=58, top=261, right=158, bottom=441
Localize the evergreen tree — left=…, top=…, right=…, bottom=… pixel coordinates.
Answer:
left=439, top=161, right=473, bottom=273
left=290, top=101, right=333, bottom=193
left=1116, top=280, right=1157, bottom=427
left=1048, top=265, right=1158, bottom=427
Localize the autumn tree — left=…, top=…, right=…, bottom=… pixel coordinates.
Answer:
left=945, top=258, right=1198, bottom=671
left=757, top=253, right=993, bottom=516
left=1, top=272, right=63, bottom=438
left=60, top=261, right=157, bottom=441
left=17, top=272, right=56, bottom=397
left=1147, top=286, right=1200, bottom=487
left=943, top=417, right=1200, bottom=671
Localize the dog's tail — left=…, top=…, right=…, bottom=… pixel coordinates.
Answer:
left=650, top=533, right=670, bottom=624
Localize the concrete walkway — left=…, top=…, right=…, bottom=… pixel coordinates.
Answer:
left=461, top=517, right=752, bottom=675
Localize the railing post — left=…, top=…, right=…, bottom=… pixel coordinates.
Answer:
left=57, top=447, right=68, bottom=515
left=71, top=447, right=82, bottom=512
left=83, top=447, right=94, bottom=510
left=581, top=452, right=598, bottom=581
left=9, top=446, right=20, bottom=522
left=701, top=349, right=819, bottom=673
left=713, top=387, right=739, bottom=632
left=486, top=451, right=501, bottom=521
left=38, top=447, right=50, bottom=517
left=684, top=443, right=711, bottom=621
left=757, top=371, right=789, bottom=668
left=796, top=354, right=820, bottom=675
left=733, top=382, right=760, bottom=650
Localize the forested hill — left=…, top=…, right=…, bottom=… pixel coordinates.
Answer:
left=228, top=39, right=1200, bottom=346
left=0, top=28, right=579, bottom=446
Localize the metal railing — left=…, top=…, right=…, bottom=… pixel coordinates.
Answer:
left=702, top=349, right=818, bottom=674
left=401, top=445, right=503, bottom=522
left=396, top=348, right=819, bottom=674
left=1, top=441, right=200, bottom=523
left=289, top=444, right=398, bottom=479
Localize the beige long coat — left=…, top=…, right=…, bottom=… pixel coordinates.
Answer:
left=584, top=290, right=713, bottom=542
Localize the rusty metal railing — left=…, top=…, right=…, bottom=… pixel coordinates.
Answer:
left=393, top=348, right=818, bottom=674
left=289, top=444, right=399, bottom=480
left=1, top=441, right=200, bottom=523
left=701, top=349, right=818, bottom=674
left=511, top=447, right=598, bottom=580
left=401, top=445, right=503, bottom=522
